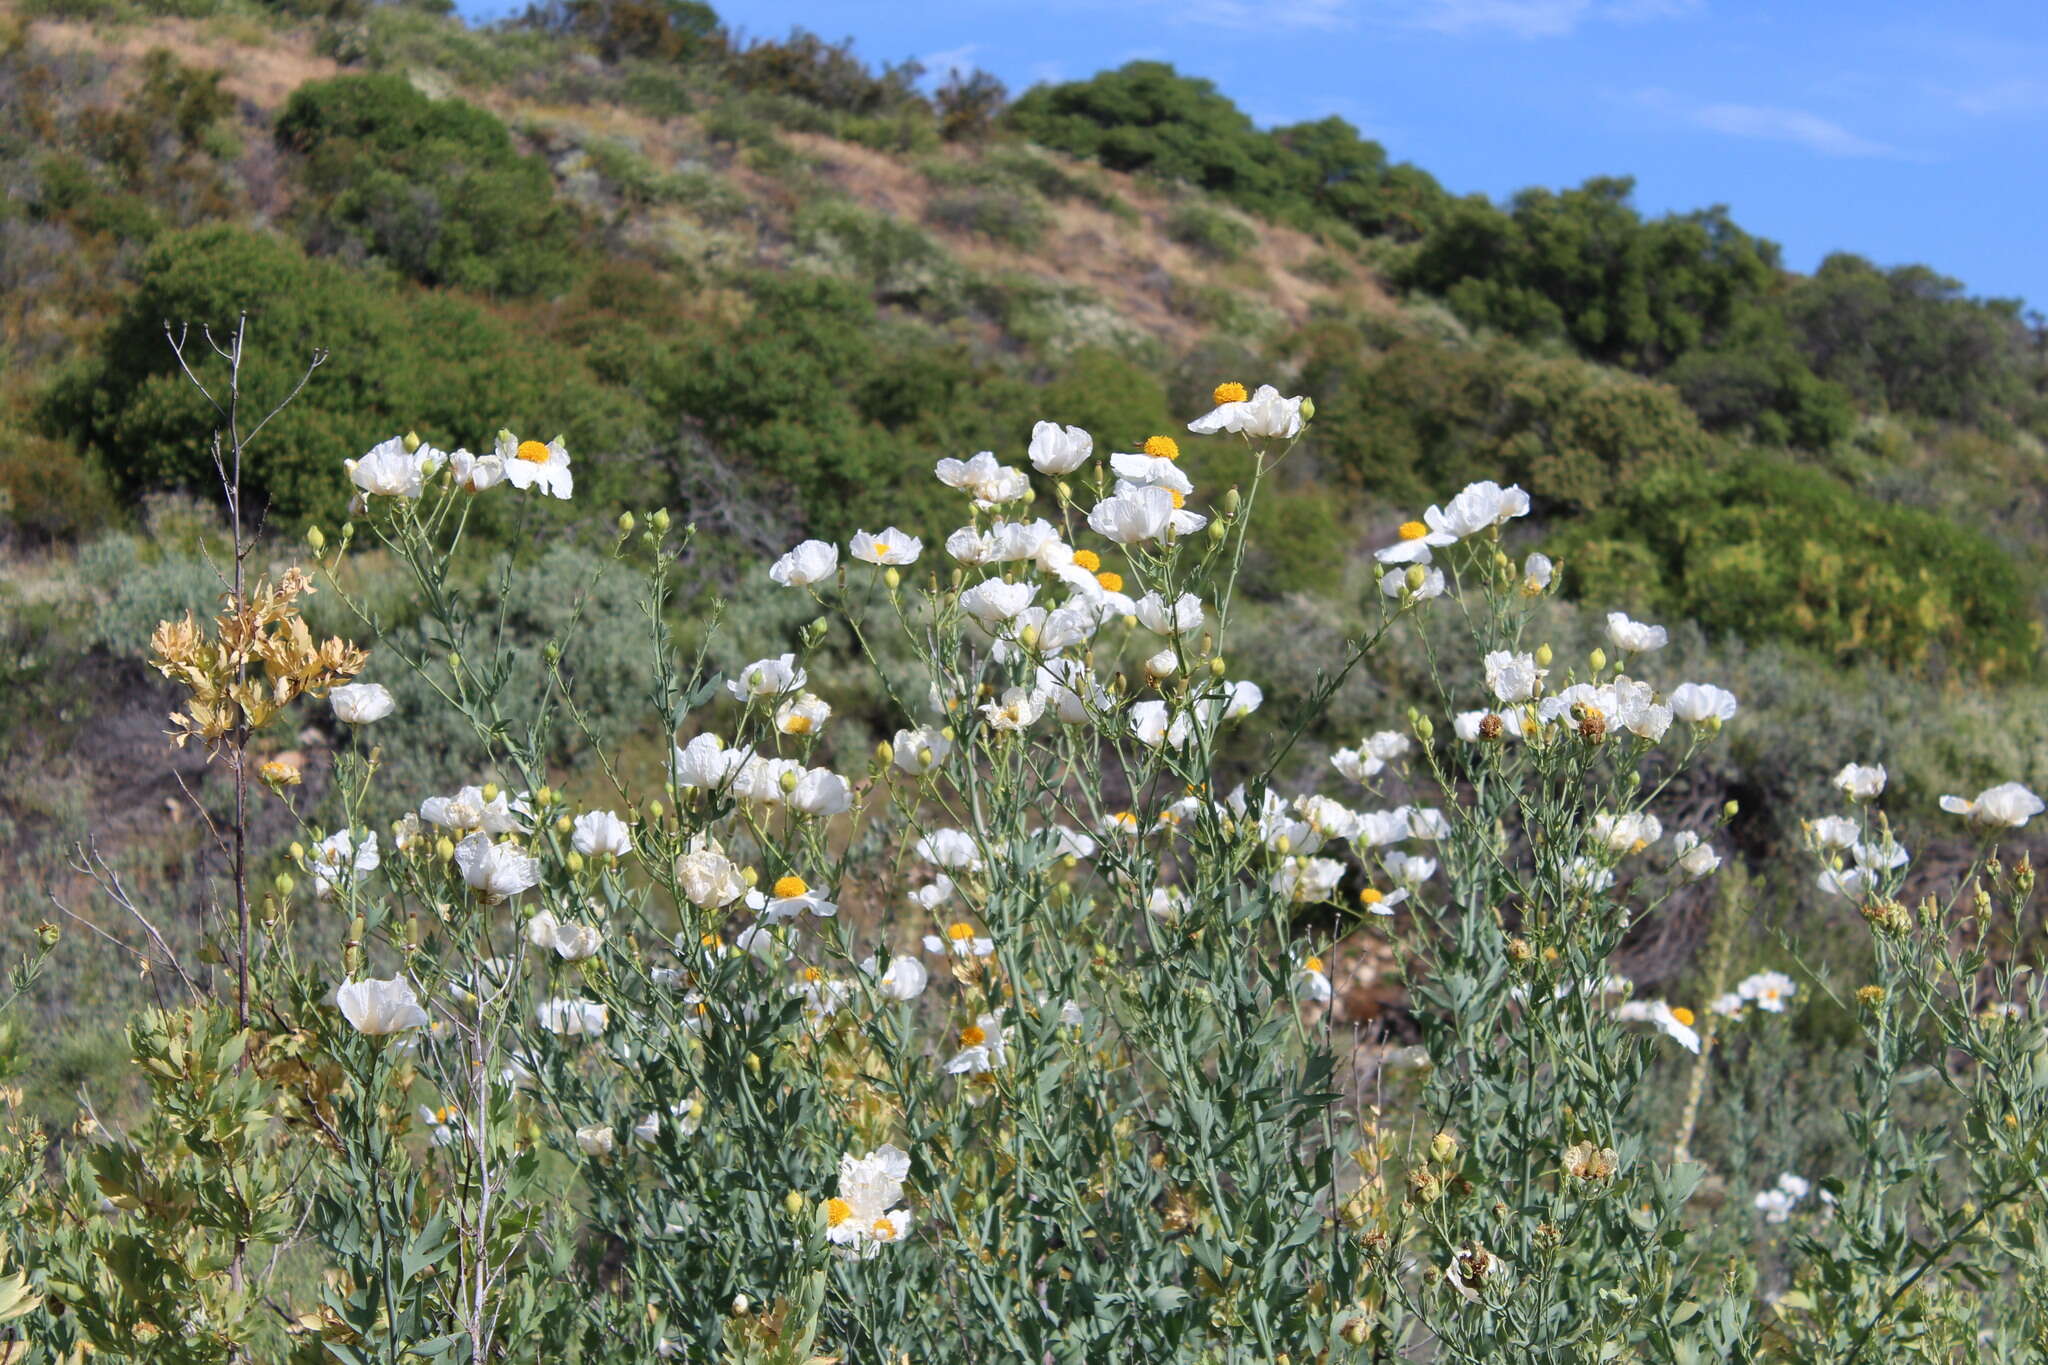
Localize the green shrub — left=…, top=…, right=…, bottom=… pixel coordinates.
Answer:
left=792, top=200, right=964, bottom=310
left=924, top=185, right=1050, bottom=249
left=1166, top=201, right=1257, bottom=262
left=276, top=74, right=579, bottom=297
left=41, top=226, right=652, bottom=525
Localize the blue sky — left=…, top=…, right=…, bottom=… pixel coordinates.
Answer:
left=460, top=0, right=2048, bottom=308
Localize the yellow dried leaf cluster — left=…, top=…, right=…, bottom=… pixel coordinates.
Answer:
left=149, top=567, right=369, bottom=748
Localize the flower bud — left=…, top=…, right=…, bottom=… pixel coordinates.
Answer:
left=617, top=511, right=635, bottom=535
left=289, top=842, right=306, bottom=863
left=35, top=921, right=60, bottom=950
left=1722, top=800, right=1739, bottom=819
left=566, top=851, right=585, bottom=874
left=1588, top=647, right=1607, bottom=674
left=436, top=837, right=456, bottom=861
left=731, top=1294, right=750, bottom=1315
left=1339, top=1315, right=1370, bottom=1346
left=875, top=740, right=894, bottom=767
left=447, top=651, right=462, bottom=674
left=543, top=640, right=561, bottom=665
left=646, top=800, right=664, bottom=821
left=1222, top=487, right=1242, bottom=518
left=554, top=815, right=573, bottom=835
left=1430, top=1131, right=1459, bottom=1164
left=1019, top=624, right=1039, bottom=650
left=1207, top=518, right=1226, bottom=543
left=307, top=525, right=326, bottom=552
left=1208, top=656, right=1226, bottom=677
left=1298, top=396, right=1315, bottom=423
left=779, top=768, right=800, bottom=795
left=784, top=1190, right=806, bottom=1219
left=1534, top=643, right=1552, bottom=669
left=1414, top=716, right=1434, bottom=742
left=650, top=509, right=671, bottom=535
left=402, top=431, right=421, bottom=454
left=274, top=873, right=295, bottom=896
left=481, top=783, right=499, bottom=802
left=1856, top=985, right=1885, bottom=1007
left=1404, top=564, right=1425, bottom=593
left=884, top=567, right=901, bottom=591
left=1055, top=479, right=1072, bottom=503
left=741, top=866, right=759, bottom=887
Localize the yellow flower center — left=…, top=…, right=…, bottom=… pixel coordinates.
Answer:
left=800, top=966, right=824, bottom=983
left=516, top=440, right=551, bottom=464
left=1359, top=888, right=1384, bottom=906
left=1096, top=570, right=1124, bottom=593
left=1072, top=549, right=1102, bottom=572
left=1670, top=1006, right=1696, bottom=1027
left=783, top=715, right=813, bottom=735
left=435, top=1106, right=452, bottom=1123
left=1168, top=489, right=1185, bottom=509
left=700, top=932, right=720, bottom=947
left=1212, top=381, right=1249, bottom=405
left=872, top=1216, right=897, bottom=1239
left=946, top=921, right=975, bottom=942
left=959, top=1024, right=987, bottom=1047
left=825, top=1197, right=853, bottom=1227
left=1144, top=435, right=1180, bottom=460
left=1304, top=955, right=1325, bottom=974
left=873, top=541, right=892, bottom=557
left=1398, top=521, right=1428, bottom=541
left=772, top=875, right=808, bottom=899
left=1110, top=811, right=1137, bottom=828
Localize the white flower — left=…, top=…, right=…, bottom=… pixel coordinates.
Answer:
left=1565, top=856, right=1614, bottom=894
left=935, top=451, right=1029, bottom=507
left=1709, top=992, right=1744, bottom=1018
left=347, top=437, right=440, bottom=500
left=958, top=579, right=1037, bottom=627
left=980, top=686, right=1045, bottom=731
left=943, top=1011, right=1007, bottom=1074
left=1029, top=420, right=1093, bottom=474
left=1047, top=826, right=1096, bottom=860
left=1383, top=851, right=1437, bottom=887
left=775, top=692, right=832, bottom=737
left=1374, top=517, right=1456, bottom=565
left=311, top=829, right=380, bottom=899
left=892, top=726, right=952, bottom=774
left=916, top=828, right=981, bottom=872
left=1668, top=683, right=1738, bottom=724
left=571, top=810, right=632, bottom=858
left=1108, top=452, right=1193, bottom=495
left=1432, top=480, right=1531, bottom=538
left=536, top=997, right=609, bottom=1037
left=495, top=431, right=573, bottom=499
left=337, top=976, right=428, bottom=1035
left=924, top=921, right=995, bottom=959
left=330, top=682, right=395, bottom=724
left=420, top=1104, right=464, bottom=1147
left=1187, top=383, right=1304, bottom=439
left=762, top=874, right=837, bottom=924
left=455, top=833, right=540, bottom=900
left=876, top=955, right=929, bottom=1001
left=1134, top=591, right=1205, bottom=636
left=1484, top=650, right=1545, bottom=704
left=1616, top=999, right=1700, bottom=1053
left=824, top=1145, right=913, bottom=1257
left=1672, top=831, right=1721, bottom=879
left=1086, top=486, right=1177, bottom=544
left=1594, top=811, right=1663, bottom=855
left=524, top=908, right=563, bottom=950
left=1381, top=566, right=1446, bottom=601
left=420, top=785, right=529, bottom=836
left=1806, top=816, right=1859, bottom=849
left=1273, top=857, right=1346, bottom=905
left=1605, top=611, right=1668, bottom=653
left=672, top=734, right=747, bottom=788
left=944, top=525, right=993, bottom=564
left=1036, top=659, right=1107, bottom=724
left=985, top=519, right=1061, bottom=562
left=1834, top=763, right=1887, bottom=800
left=789, top=768, right=853, bottom=817
left=1129, top=699, right=1192, bottom=750
left=1939, top=781, right=2044, bottom=829
left=1453, top=709, right=1523, bottom=742
left=449, top=447, right=504, bottom=492
left=574, top=1124, right=616, bottom=1158
left=675, top=837, right=747, bottom=908
left=770, top=539, right=838, bottom=587
left=850, top=527, right=922, bottom=565
left=1522, top=553, right=1554, bottom=593
left=1333, top=731, right=1411, bottom=782
left=1217, top=679, right=1263, bottom=719
left=550, top=922, right=604, bottom=962
left=1296, top=953, right=1334, bottom=1003
left=1736, top=971, right=1795, bottom=1013
left=909, top=875, right=955, bottom=911
left=1753, top=1188, right=1796, bottom=1224
left=728, top=654, right=807, bottom=701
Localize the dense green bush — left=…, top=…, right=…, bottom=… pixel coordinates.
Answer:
left=277, top=74, right=579, bottom=297
left=41, top=226, right=651, bottom=524
left=1558, top=454, right=2039, bottom=677
left=1165, top=201, right=1257, bottom=262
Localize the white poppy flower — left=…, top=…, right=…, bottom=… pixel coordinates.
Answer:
left=337, top=976, right=428, bottom=1035
left=985, top=519, right=1061, bottom=562
left=876, top=955, right=929, bottom=1001
left=1134, top=591, right=1205, bottom=636
left=924, top=921, right=994, bottom=959
left=311, top=829, right=380, bottom=899
left=1086, top=486, right=1178, bottom=544
left=551, top=922, right=604, bottom=962
left=347, top=437, right=440, bottom=500
left=1381, top=566, right=1446, bottom=601
left=524, top=908, right=562, bottom=950
left=908, top=875, right=955, bottom=910
left=728, top=654, right=807, bottom=701
left=455, top=833, right=540, bottom=900
left=774, top=692, right=832, bottom=736
left=1383, top=851, right=1437, bottom=886
left=1187, top=383, right=1305, bottom=439
left=789, top=768, right=852, bottom=817
left=1273, top=857, right=1346, bottom=905
left=420, top=785, right=529, bottom=835
left=980, top=686, right=1045, bottom=731
left=1594, top=811, right=1662, bottom=855
left=1374, top=517, right=1456, bottom=565
left=1483, top=650, right=1545, bottom=704
left=1565, top=856, right=1615, bottom=894
left=675, top=837, right=747, bottom=908
left=1669, top=682, right=1738, bottom=724
left=943, top=1011, right=1007, bottom=1074
left=1129, top=699, right=1192, bottom=749
left=850, top=527, right=923, bottom=565
left=945, top=525, right=994, bottom=564
left=1296, top=953, right=1334, bottom=1003
left=1522, top=553, right=1554, bottom=593
left=1109, top=452, right=1194, bottom=496
left=1807, top=815, right=1859, bottom=849
left=1028, top=420, right=1093, bottom=473
left=915, top=828, right=981, bottom=871
left=1735, top=971, right=1795, bottom=1013
left=1672, top=831, right=1721, bottom=879
left=958, top=578, right=1037, bottom=627
left=419, top=1104, right=464, bottom=1147
left=1606, top=611, right=1668, bottom=653
left=673, top=734, right=747, bottom=789
left=1939, top=781, right=2044, bottom=829
left=1833, top=763, right=1887, bottom=800
left=1615, top=999, right=1700, bottom=1053
left=1217, top=679, right=1262, bottom=719
left=770, top=539, right=839, bottom=587
left=892, top=726, right=952, bottom=774
left=449, top=447, right=504, bottom=492
left=935, top=451, right=1030, bottom=507
left=1036, top=659, right=1106, bottom=724
left=571, top=810, right=632, bottom=858
left=495, top=431, right=573, bottom=499
left=536, top=997, right=609, bottom=1036
left=1430, top=480, right=1531, bottom=539
left=824, top=1145, right=913, bottom=1257
left=331, top=682, right=395, bottom=724
left=1709, top=993, right=1745, bottom=1018
left=762, top=874, right=837, bottom=924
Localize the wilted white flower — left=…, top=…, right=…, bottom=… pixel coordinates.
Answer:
left=1605, top=611, right=1667, bottom=653
left=1672, top=831, right=1721, bottom=879
left=337, top=976, right=428, bottom=1035
left=1483, top=651, right=1545, bottom=704
left=1669, top=682, right=1738, bottom=724
left=1736, top=971, right=1795, bottom=1013
left=496, top=432, right=573, bottom=499
left=770, top=539, right=838, bottom=587
left=448, top=447, right=503, bottom=492
left=850, top=527, right=922, bottom=565
left=311, top=829, right=380, bottom=899
left=824, top=1145, right=913, bottom=1257
left=935, top=451, right=1029, bottom=507
left=1939, top=781, right=2044, bottom=829
left=1187, top=383, right=1305, bottom=439
left=574, top=1124, right=616, bottom=1158
left=1028, top=420, right=1093, bottom=474
left=330, top=682, right=395, bottom=724
left=1833, top=763, right=1887, bottom=800
left=729, top=654, right=807, bottom=701
left=456, top=834, right=540, bottom=901
left=571, top=810, right=632, bottom=858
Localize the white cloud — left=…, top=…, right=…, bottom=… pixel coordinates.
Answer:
left=1688, top=102, right=1895, bottom=158
left=1178, top=0, right=1353, bottom=29
left=919, top=43, right=982, bottom=80
left=1950, top=79, right=2048, bottom=118
left=1393, top=0, right=1696, bottom=38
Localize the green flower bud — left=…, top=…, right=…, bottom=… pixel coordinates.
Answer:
left=649, top=509, right=671, bottom=535
left=884, top=567, right=901, bottom=591
left=1534, top=643, right=1553, bottom=668
left=1207, top=518, right=1226, bottom=543
left=1298, top=396, right=1315, bottom=423
left=1589, top=647, right=1607, bottom=673
left=783, top=1190, right=805, bottom=1220
left=436, top=837, right=456, bottom=861
left=274, top=873, right=295, bottom=896
left=617, top=511, right=635, bottom=535
left=402, top=431, right=421, bottom=454
left=875, top=740, right=894, bottom=767
left=306, top=525, right=326, bottom=552
left=565, top=850, right=585, bottom=874
left=1404, top=564, right=1426, bottom=592
left=1222, top=487, right=1241, bottom=517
